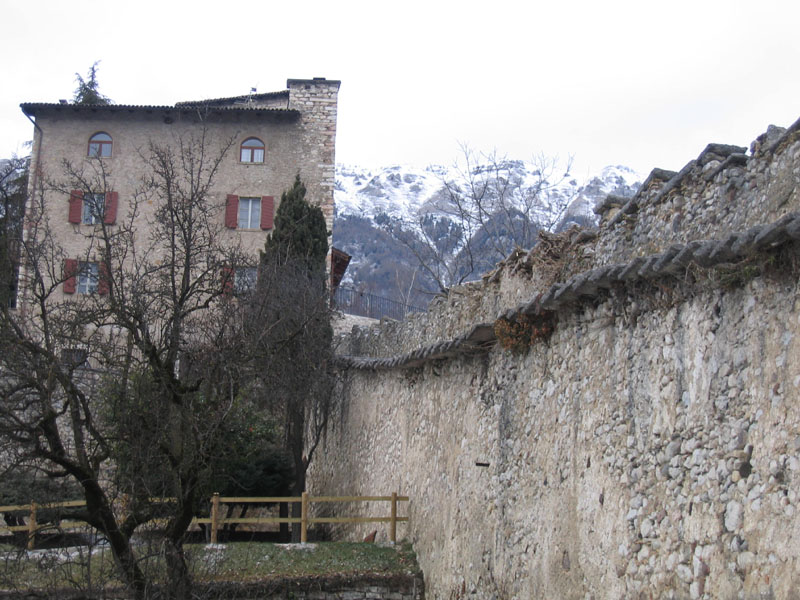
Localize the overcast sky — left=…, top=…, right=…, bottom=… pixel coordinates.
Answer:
left=2, top=0, right=798, bottom=180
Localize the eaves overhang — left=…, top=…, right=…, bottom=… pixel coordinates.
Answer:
left=20, top=102, right=300, bottom=120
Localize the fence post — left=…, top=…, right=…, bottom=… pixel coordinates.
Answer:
left=390, top=492, right=398, bottom=544
left=210, top=493, right=220, bottom=544
left=301, top=491, right=309, bottom=543
left=27, top=501, right=37, bottom=550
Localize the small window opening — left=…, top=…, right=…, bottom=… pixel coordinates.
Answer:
left=240, top=137, right=265, bottom=163
left=234, top=267, right=258, bottom=295
left=88, top=132, right=112, bottom=157
left=82, top=193, right=105, bottom=224
left=77, top=262, right=99, bottom=295
left=61, top=348, right=89, bottom=369
left=238, top=197, right=261, bottom=229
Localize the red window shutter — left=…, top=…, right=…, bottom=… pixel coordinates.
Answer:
left=103, top=191, right=118, bottom=225
left=68, top=191, right=84, bottom=224
left=221, top=267, right=234, bottom=295
left=98, top=262, right=110, bottom=295
left=63, top=259, right=78, bottom=294
left=260, top=196, right=274, bottom=230
left=225, top=195, right=239, bottom=228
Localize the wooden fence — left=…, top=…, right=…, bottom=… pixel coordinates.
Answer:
left=0, top=492, right=409, bottom=549
left=0, top=500, right=88, bottom=549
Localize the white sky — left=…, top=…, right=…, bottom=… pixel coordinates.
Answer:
left=2, top=0, right=799, bottom=179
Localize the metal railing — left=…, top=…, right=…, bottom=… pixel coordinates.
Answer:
left=333, top=286, right=424, bottom=321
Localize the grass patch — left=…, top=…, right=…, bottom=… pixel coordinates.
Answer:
left=0, top=544, right=121, bottom=593
left=0, top=541, right=420, bottom=594
left=193, top=542, right=418, bottom=582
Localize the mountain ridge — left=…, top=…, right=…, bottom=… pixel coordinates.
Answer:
left=332, top=161, right=642, bottom=311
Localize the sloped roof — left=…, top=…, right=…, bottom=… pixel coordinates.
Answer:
left=20, top=99, right=298, bottom=118
left=175, top=90, right=289, bottom=107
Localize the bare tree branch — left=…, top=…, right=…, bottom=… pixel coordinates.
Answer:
left=381, top=146, right=575, bottom=293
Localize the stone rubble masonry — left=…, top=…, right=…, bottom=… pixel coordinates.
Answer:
left=203, top=574, right=424, bottom=600
left=310, top=118, right=800, bottom=599
left=288, top=78, right=341, bottom=232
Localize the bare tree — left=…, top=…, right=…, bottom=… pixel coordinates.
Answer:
left=394, top=266, right=419, bottom=310
left=0, top=131, right=329, bottom=598
left=383, top=146, right=575, bottom=293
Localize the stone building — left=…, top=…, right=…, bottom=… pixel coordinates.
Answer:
left=18, top=77, right=340, bottom=303
left=0, top=79, right=341, bottom=567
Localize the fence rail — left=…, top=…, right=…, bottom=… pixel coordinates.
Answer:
left=333, top=286, right=424, bottom=321
left=0, top=492, right=409, bottom=549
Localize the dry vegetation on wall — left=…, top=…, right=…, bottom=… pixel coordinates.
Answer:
left=619, top=243, right=799, bottom=322
left=493, top=312, right=556, bottom=353
left=696, top=246, right=794, bottom=291
left=500, top=226, right=595, bottom=286
left=491, top=228, right=590, bottom=353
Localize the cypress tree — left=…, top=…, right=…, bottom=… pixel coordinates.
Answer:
left=258, top=174, right=332, bottom=542
left=264, top=174, right=328, bottom=270
left=73, top=62, right=111, bottom=105
left=0, top=158, right=27, bottom=308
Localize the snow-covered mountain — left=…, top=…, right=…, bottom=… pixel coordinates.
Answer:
left=336, top=164, right=447, bottom=223
left=333, top=161, right=642, bottom=309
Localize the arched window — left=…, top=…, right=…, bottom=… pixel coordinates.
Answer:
left=240, top=137, right=265, bottom=163
left=88, top=132, right=112, bottom=157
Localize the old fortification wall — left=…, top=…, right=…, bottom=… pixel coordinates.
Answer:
left=311, top=118, right=800, bottom=599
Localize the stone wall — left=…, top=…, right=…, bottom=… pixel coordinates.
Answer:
left=221, top=574, right=424, bottom=600
left=311, top=119, right=800, bottom=599
left=333, top=118, right=800, bottom=362
left=0, top=573, right=424, bottom=600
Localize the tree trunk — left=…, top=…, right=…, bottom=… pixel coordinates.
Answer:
left=161, top=486, right=198, bottom=599
left=290, top=500, right=302, bottom=543
left=82, top=481, right=148, bottom=599
left=164, top=539, right=191, bottom=600
left=107, top=531, right=148, bottom=600
left=279, top=502, right=290, bottom=542
left=286, top=399, right=310, bottom=543
left=290, top=469, right=306, bottom=543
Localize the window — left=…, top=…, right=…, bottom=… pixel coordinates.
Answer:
left=225, top=195, right=274, bottom=229
left=221, top=266, right=258, bottom=296
left=82, top=193, right=105, bottom=224
left=77, top=262, right=99, bottom=295
left=88, top=132, right=112, bottom=157
left=238, top=197, right=261, bottom=229
left=234, top=267, right=258, bottom=295
left=61, top=348, right=89, bottom=369
left=68, top=191, right=118, bottom=225
left=240, top=137, right=265, bottom=163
